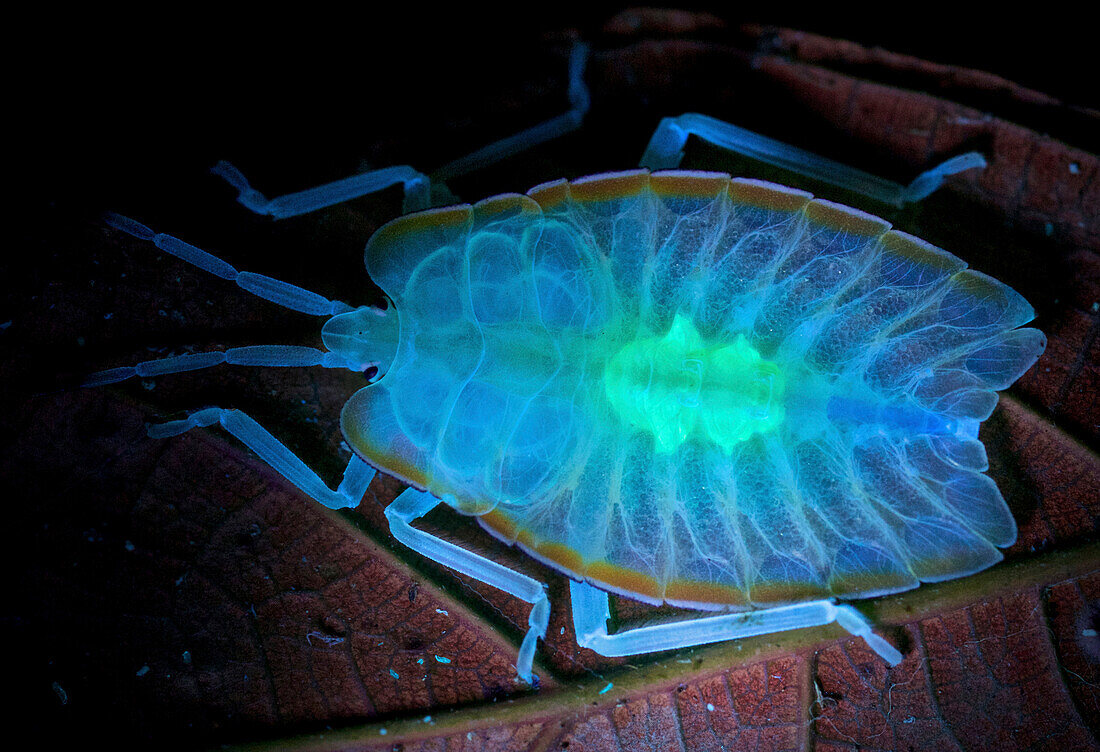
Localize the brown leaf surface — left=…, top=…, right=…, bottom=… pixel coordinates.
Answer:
left=6, top=10, right=1098, bottom=751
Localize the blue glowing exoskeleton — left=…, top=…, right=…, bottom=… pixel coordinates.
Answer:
left=87, top=43, right=1044, bottom=684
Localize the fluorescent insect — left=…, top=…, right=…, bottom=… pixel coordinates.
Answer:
left=87, top=44, right=1045, bottom=684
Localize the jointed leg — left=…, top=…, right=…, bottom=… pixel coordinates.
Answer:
left=213, top=40, right=591, bottom=217
left=641, top=113, right=985, bottom=206
left=213, top=161, right=434, bottom=217
left=386, top=488, right=550, bottom=683
left=570, top=580, right=902, bottom=664
left=148, top=407, right=375, bottom=510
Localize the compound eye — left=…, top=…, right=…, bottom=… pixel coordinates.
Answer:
left=362, top=364, right=379, bottom=383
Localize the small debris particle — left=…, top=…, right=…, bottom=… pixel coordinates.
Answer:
left=182, top=651, right=191, bottom=665
left=306, top=631, right=345, bottom=647
left=0, top=320, right=11, bottom=330
left=1091, top=302, right=1099, bottom=313
left=435, top=608, right=448, bottom=615
left=599, top=682, right=613, bottom=695
left=417, top=658, right=424, bottom=664
left=124, top=540, right=135, bottom=552
left=707, top=703, right=715, bottom=711
left=1045, top=222, right=1054, bottom=236
left=389, top=669, right=399, bottom=679
left=52, top=682, right=68, bottom=705
left=379, top=728, right=387, bottom=736
left=560, top=627, right=565, bottom=635
left=434, top=655, right=451, bottom=664
left=136, top=665, right=150, bottom=677
left=1070, top=162, right=1080, bottom=174
left=1084, top=628, right=1098, bottom=637
left=423, top=715, right=433, bottom=723
left=904, top=716, right=916, bottom=724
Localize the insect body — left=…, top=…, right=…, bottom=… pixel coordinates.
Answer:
left=97, top=165, right=1044, bottom=684
left=345, top=168, right=1045, bottom=606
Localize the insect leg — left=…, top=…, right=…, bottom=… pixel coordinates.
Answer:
left=386, top=487, right=550, bottom=684
left=430, top=40, right=591, bottom=182
left=146, top=407, right=376, bottom=510
left=213, top=39, right=590, bottom=218
left=640, top=112, right=985, bottom=206
left=569, top=580, right=902, bottom=665
left=213, top=161, right=434, bottom=215
left=104, top=213, right=355, bottom=315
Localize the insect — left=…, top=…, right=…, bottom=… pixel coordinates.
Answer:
left=85, top=43, right=1045, bottom=685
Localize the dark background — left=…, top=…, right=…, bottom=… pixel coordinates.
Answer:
left=16, top=6, right=1096, bottom=217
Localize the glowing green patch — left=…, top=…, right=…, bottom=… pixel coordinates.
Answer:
left=603, top=314, right=785, bottom=452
